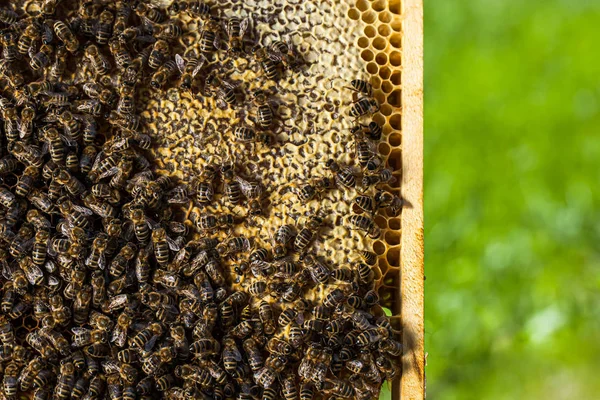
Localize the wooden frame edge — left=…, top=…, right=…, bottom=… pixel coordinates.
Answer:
left=399, top=0, right=425, bottom=399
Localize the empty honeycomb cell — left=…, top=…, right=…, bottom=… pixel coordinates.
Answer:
left=379, top=66, right=392, bottom=80
left=364, top=25, right=376, bottom=38
left=378, top=142, right=391, bottom=155
left=380, top=104, right=393, bottom=116
left=378, top=24, right=392, bottom=37
left=361, top=49, right=374, bottom=62
left=391, top=16, right=403, bottom=31
left=388, top=89, right=401, bottom=107
left=389, top=0, right=402, bottom=14
left=388, top=149, right=402, bottom=171
left=389, top=218, right=401, bottom=230
left=356, top=0, right=370, bottom=12
left=357, top=36, right=370, bottom=48
left=375, top=215, right=388, bottom=229
left=390, top=70, right=401, bottom=85
left=348, top=8, right=360, bottom=20
left=372, top=264, right=383, bottom=283
left=361, top=11, right=377, bottom=24
left=390, top=32, right=402, bottom=48
left=373, top=36, right=387, bottom=51
left=379, top=257, right=389, bottom=276
left=373, top=240, right=386, bottom=255
left=376, top=52, right=388, bottom=66
left=386, top=247, right=400, bottom=267
left=385, top=231, right=401, bottom=245
left=383, top=122, right=394, bottom=135
left=390, top=50, right=402, bottom=66
left=367, top=62, right=378, bottom=74
left=390, top=114, right=402, bottom=131
left=371, top=76, right=382, bottom=89
left=373, top=113, right=387, bottom=126
left=374, top=91, right=386, bottom=104
left=382, top=81, right=393, bottom=93
left=379, top=11, right=393, bottom=23
left=371, top=0, right=387, bottom=11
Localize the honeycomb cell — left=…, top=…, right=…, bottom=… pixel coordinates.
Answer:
left=348, top=8, right=361, bottom=20
left=371, top=76, right=382, bottom=89
left=385, top=231, right=401, bottom=246
left=373, top=113, right=387, bottom=126
left=381, top=81, right=393, bottom=93
left=389, top=0, right=402, bottom=14
left=378, top=24, right=392, bottom=37
left=374, top=215, right=387, bottom=229
left=390, top=50, right=402, bottom=66
left=373, top=240, right=386, bottom=255
left=364, top=25, right=376, bottom=37
left=390, top=70, right=401, bottom=85
left=379, top=257, right=389, bottom=275
left=375, top=52, right=388, bottom=66
left=387, top=89, right=401, bottom=107
left=371, top=0, right=386, bottom=12
left=357, top=36, right=370, bottom=48
left=379, top=66, right=392, bottom=80
left=373, top=37, right=387, bottom=51
left=388, top=149, right=402, bottom=171
left=379, top=11, right=392, bottom=23
left=386, top=247, right=400, bottom=267
left=389, top=218, right=401, bottom=230
left=378, top=142, right=391, bottom=155
left=391, top=16, right=402, bottom=31
left=383, top=123, right=394, bottom=135
left=390, top=32, right=402, bottom=48
left=361, top=49, right=374, bottom=62
left=356, top=0, right=370, bottom=12
left=361, top=11, right=377, bottom=24
left=390, top=114, right=402, bottom=131
left=367, top=62, right=378, bottom=74
left=380, top=104, right=393, bottom=116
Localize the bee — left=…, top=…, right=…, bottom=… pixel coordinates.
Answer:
left=354, top=136, right=381, bottom=171
left=17, top=24, right=41, bottom=55
left=205, top=70, right=237, bottom=108
left=317, top=379, right=355, bottom=398
left=168, top=1, right=211, bottom=18
left=86, top=233, right=108, bottom=270
left=253, top=45, right=281, bottom=81
left=127, top=206, right=152, bottom=243
left=117, top=84, right=136, bottom=115
left=233, top=175, right=263, bottom=216
left=149, top=39, right=169, bottom=69
left=269, top=37, right=299, bottom=71
left=3, top=361, right=19, bottom=398
left=109, top=242, right=136, bottom=277
left=1, top=31, right=19, bottom=62
left=134, top=3, right=166, bottom=24
left=1, top=105, right=19, bottom=142
left=71, top=377, right=89, bottom=400
left=175, top=52, right=206, bottom=90
left=225, top=17, right=249, bottom=54
left=1, top=283, right=16, bottom=314
left=375, top=355, right=400, bottom=380
left=19, top=357, right=44, bottom=391
left=189, top=337, right=220, bottom=357
left=217, top=235, right=250, bottom=257
left=379, top=338, right=402, bottom=356
left=19, top=256, right=44, bottom=286
left=87, top=375, right=105, bottom=398
left=154, top=20, right=183, bottom=40
left=295, top=177, right=334, bottom=202
left=347, top=214, right=381, bottom=239
left=0, top=186, right=16, bottom=208
left=347, top=79, right=373, bottom=98
left=29, top=44, right=53, bottom=70
left=303, top=254, right=331, bottom=284
left=82, top=83, right=116, bottom=106
left=53, top=21, right=79, bottom=52
left=108, top=38, right=131, bottom=69
left=252, top=89, right=274, bottom=130
left=95, top=10, right=114, bottom=44
left=73, top=285, right=92, bottom=325
left=326, top=159, right=356, bottom=188
left=0, top=8, right=18, bottom=25
left=241, top=338, right=263, bottom=371
left=0, top=316, right=15, bottom=348
left=53, top=169, right=85, bottom=196
left=152, top=227, right=180, bottom=267
left=349, top=97, right=380, bottom=119
left=199, top=17, right=220, bottom=54
left=0, top=155, right=18, bottom=175
left=374, top=190, right=403, bottom=216
left=294, top=214, right=323, bottom=253
left=323, top=288, right=347, bottom=308
left=84, top=44, right=111, bottom=75
left=300, top=382, right=315, bottom=400
left=151, top=59, right=178, bottom=90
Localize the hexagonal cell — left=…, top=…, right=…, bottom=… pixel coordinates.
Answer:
left=390, top=32, right=402, bottom=48
left=391, top=16, right=402, bottom=31
left=374, top=91, right=386, bottom=104
left=356, top=0, right=370, bottom=11
left=376, top=52, right=388, bottom=66
left=371, top=0, right=386, bottom=11
left=373, top=240, right=386, bottom=255
left=364, top=25, right=376, bottom=38
left=378, top=142, right=391, bottom=155
left=348, top=8, right=361, bottom=20
left=378, top=257, right=389, bottom=276
left=389, top=0, right=401, bottom=14
left=380, top=104, right=393, bottom=116
left=371, top=76, right=382, bottom=89
left=379, top=11, right=392, bottom=23
left=373, top=113, right=387, bottom=127
left=357, top=36, right=370, bottom=48
left=388, top=218, right=401, bottom=230
left=389, top=114, right=402, bottom=131
left=390, top=51, right=402, bottom=66
left=378, top=24, right=392, bottom=37
left=374, top=215, right=388, bottom=229
left=367, top=62, right=379, bottom=74
left=361, top=49, right=374, bottom=62
left=386, top=247, right=400, bottom=267
left=362, top=11, right=377, bottom=24
left=390, top=70, right=401, bottom=85
left=385, top=231, right=401, bottom=245
left=381, top=81, right=393, bottom=94
left=373, top=37, right=387, bottom=51
left=387, top=89, right=401, bottom=107
left=379, top=66, right=392, bottom=80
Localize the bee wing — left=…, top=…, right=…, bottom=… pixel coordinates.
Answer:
left=110, top=326, right=125, bottom=344
left=60, top=133, right=78, bottom=147
left=146, top=217, right=159, bottom=230
left=98, top=166, right=120, bottom=180
left=97, top=253, right=106, bottom=270
left=144, top=335, right=159, bottom=352
left=71, top=327, right=90, bottom=335
left=192, top=55, right=208, bottom=77
left=223, top=347, right=242, bottom=362
left=101, top=360, right=120, bottom=374
left=1, top=261, right=14, bottom=280
left=24, top=264, right=44, bottom=285
left=166, top=236, right=181, bottom=252
left=239, top=18, right=250, bottom=37
left=91, top=150, right=105, bottom=171
left=175, top=54, right=185, bottom=73
left=18, top=121, right=30, bottom=139
left=72, top=204, right=94, bottom=216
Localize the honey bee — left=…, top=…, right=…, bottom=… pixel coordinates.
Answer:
left=269, top=37, right=300, bottom=71
left=294, top=214, right=324, bottom=253
left=189, top=337, right=220, bottom=358
left=18, top=24, right=41, bottom=56
left=53, top=169, right=85, bottom=196
left=225, top=17, right=249, bottom=54
left=82, top=82, right=116, bottom=106
left=0, top=155, right=18, bottom=175
left=108, top=38, right=132, bottom=69
left=205, top=70, right=237, bottom=108
left=354, top=135, right=382, bottom=171
left=375, top=354, right=400, bottom=380
left=251, top=89, right=274, bottom=130
left=175, top=52, right=206, bottom=90
left=131, top=322, right=163, bottom=351
left=253, top=45, right=281, bottom=81
left=29, top=44, right=53, bottom=70
left=117, top=84, right=136, bottom=115
left=323, top=288, right=347, bottom=308
left=86, top=233, right=108, bottom=270
left=168, top=1, right=211, bottom=18
left=347, top=215, right=381, bottom=239
left=3, top=361, right=19, bottom=398
left=109, top=242, right=136, bottom=277
left=295, top=177, right=334, bottom=203
left=84, top=44, right=111, bottom=75
left=0, top=8, right=18, bottom=25
left=18, top=256, right=44, bottom=286
left=154, top=20, right=183, bottom=40
left=95, top=10, right=114, bottom=44
left=326, top=159, right=356, bottom=189
left=349, top=97, right=380, bottom=119
left=1, top=31, right=19, bottom=62
left=73, top=285, right=92, bottom=325
left=148, top=39, right=169, bottom=69
left=317, top=379, right=355, bottom=398
left=374, top=190, right=403, bottom=216
left=234, top=175, right=263, bottom=216
left=378, top=338, right=402, bottom=356
left=19, top=356, right=44, bottom=391
left=53, top=20, right=79, bottom=52
left=198, top=17, right=221, bottom=54
left=151, top=59, right=178, bottom=90
left=134, top=3, right=166, bottom=24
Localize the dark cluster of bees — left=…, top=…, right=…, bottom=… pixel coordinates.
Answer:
left=0, top=1, right=402, bottom=399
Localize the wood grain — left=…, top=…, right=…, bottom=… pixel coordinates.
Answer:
left=399, top=0, right=425, bottom=399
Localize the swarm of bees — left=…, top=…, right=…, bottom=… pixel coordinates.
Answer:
left=0, top=1, right=401, bottom=400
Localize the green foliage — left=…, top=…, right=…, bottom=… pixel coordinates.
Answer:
left=425, top=0, right=600, bottom=398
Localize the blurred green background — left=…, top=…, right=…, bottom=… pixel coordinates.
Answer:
left=425, top=0, right=600, bottom=399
